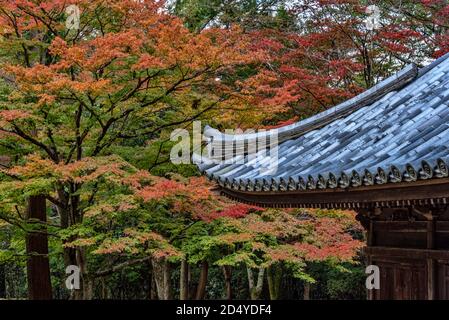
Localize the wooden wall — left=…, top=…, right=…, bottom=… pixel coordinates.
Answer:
left=357, top=206, right=449, bottom=300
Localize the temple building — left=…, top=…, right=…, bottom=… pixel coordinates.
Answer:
left=196, top=53, right=449, bottom=300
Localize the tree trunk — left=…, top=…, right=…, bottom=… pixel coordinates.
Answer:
left=26, top=195, right=52, bottom=300
left=195, top=261, right=208, bottom=300
left=0, top=263, right=5, bottom=299
left=222, top=266, right=232, bottom=300
left=188, top=264, right=196, bottom=300
left=180, top=259, right=189, bottom=300
left=267, top=264, right=282, bottom=300
left=247, top=267, right=265, bottom=300
left=76, top=247, right=91, bottom=300
left=83, top=277, right=94, bottom=300
left=150, top=271, right=158, bottom=300
left=152, top=258, right=172, bottom=300
left=101, top=277, right=109, bottom=299
left=148, top=260, right=156, bottom=300
left=303, top=282, right=311, bottom=300
left=57, top=188, right=77, bottom=268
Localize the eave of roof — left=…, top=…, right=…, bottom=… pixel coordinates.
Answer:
left=204, top=63, right=419, bottom=156
left=196, top=53, right=449, bottom=204
left=219, top=178, right=449, bottom=209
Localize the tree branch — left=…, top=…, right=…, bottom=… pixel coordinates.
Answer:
left=95, top=257, right=151, bottom=277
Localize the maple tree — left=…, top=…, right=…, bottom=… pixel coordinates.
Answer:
left=178, top=207, right=363, bottom=299
left=0, top=0, right=270, bottom=298
left=227, top=0, right=449, bottom=126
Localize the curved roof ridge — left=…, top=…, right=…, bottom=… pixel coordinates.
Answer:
left=418, top=51, right=449, bottom=77
left=205, top=63, right=419, bottom=145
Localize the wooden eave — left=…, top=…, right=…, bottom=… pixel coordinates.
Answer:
left=217, top=178, right=449, bottom=209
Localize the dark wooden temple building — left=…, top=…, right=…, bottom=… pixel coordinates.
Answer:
left=196, top=53, right=449, bottom=300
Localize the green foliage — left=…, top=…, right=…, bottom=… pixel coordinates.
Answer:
left=171, top=0, right=297, bottom=32
left=304, top=260, right=366, bottom=300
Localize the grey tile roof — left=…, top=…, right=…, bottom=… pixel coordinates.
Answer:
left=195, top=53, right=449, bottom=193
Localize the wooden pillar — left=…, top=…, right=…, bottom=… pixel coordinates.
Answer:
left=366, top=218, right=374, bottom=300
left=426, top=213, right=436, bottom=300
left=358, top=209, right=377, bottom=300
left=26, top=195, right=52, bottom=300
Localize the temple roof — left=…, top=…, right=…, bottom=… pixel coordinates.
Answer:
left=195, top=53, right=449, bottom=208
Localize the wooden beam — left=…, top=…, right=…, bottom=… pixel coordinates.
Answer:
left=220, top=179, right=449, bottom=209
left=364, top=247, right=449, bottom=261
left=373, top=221, right=427, bottom=232
left=26, top=195, right=52, bottom=300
